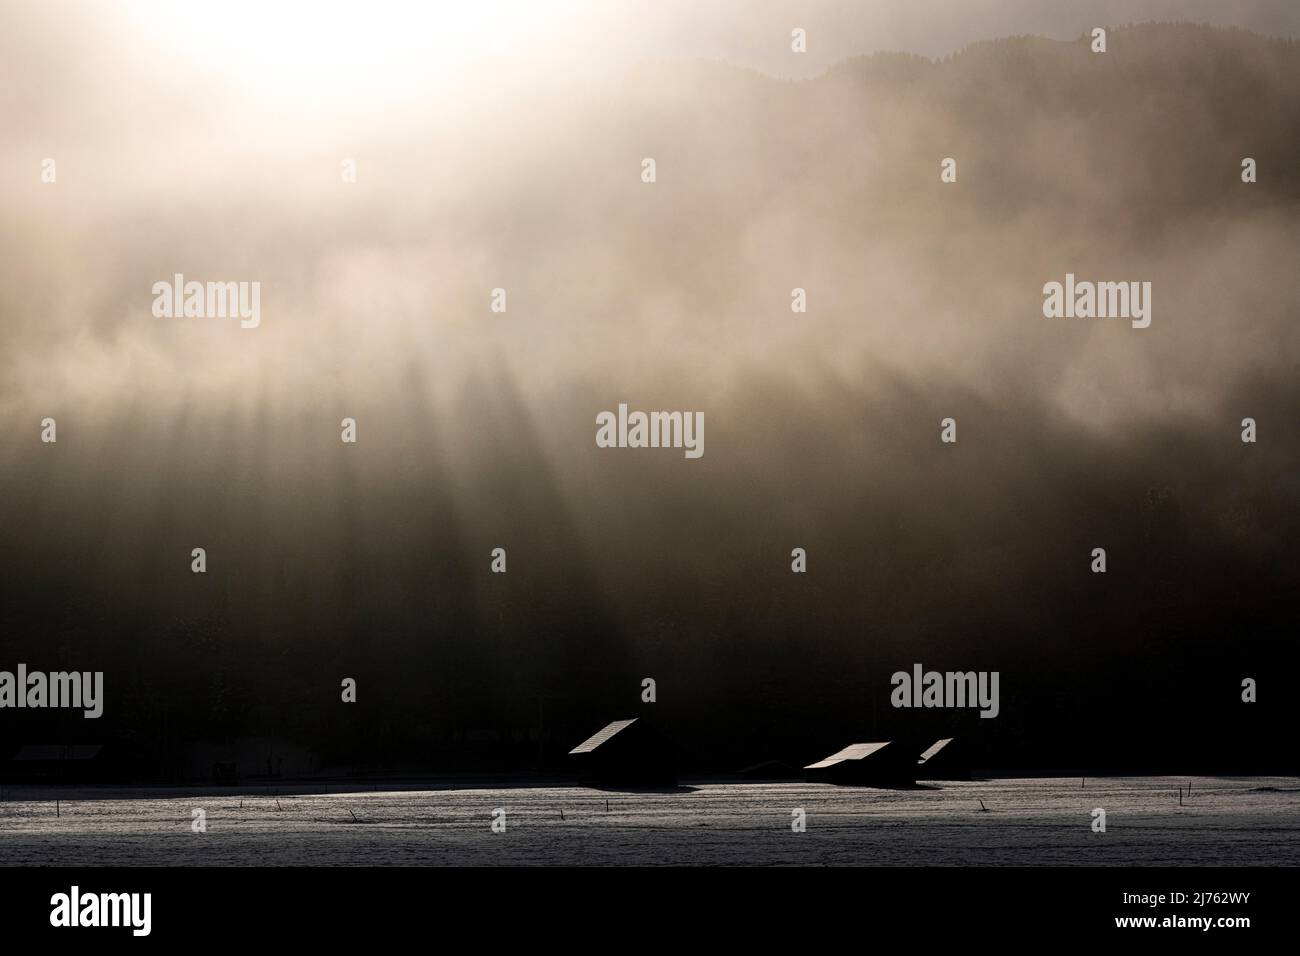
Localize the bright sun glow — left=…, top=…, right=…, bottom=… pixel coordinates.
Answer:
left=126, top=0, right=575, bottom=109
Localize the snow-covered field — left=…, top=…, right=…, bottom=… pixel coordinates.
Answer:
left=1, top=776, right=1296, bottom=865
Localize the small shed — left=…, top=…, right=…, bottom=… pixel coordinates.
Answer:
left=568, top=718, right=677, bottom=787
left=737, top=759, right=799, bottom=780
left=916, top=737, right=972, bottom=780
left=804, top=741, right=916, bottom=786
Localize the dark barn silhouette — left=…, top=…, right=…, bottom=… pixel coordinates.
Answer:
left=916, top=737, right=973, bottom=780
left=568, top=718, right=677, bottom=788
left=737, top=759, right=800, bottom=780
left=804, top=741, right=917, bottom=786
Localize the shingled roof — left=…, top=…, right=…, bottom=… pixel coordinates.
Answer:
left=569, top=719, right=638, bottom=754
left=918, top=738, right=955, bottom=765
left=805, top=742, right=891, bottom=769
